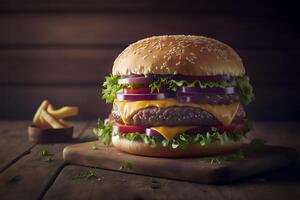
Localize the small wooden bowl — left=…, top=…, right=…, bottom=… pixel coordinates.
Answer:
left=28, top=125, right=74, bottom=143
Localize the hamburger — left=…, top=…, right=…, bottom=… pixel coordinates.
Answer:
left=94, top=35, right=254, bottom=157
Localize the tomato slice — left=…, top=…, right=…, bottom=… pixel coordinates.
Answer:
left=112, top=122, right=146, bottom=134
left=218, top=122, right=245, bottom=133
left=123, top=88, right=151, bottom=94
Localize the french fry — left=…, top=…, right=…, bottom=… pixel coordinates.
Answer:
left=41, top=109, right=64, bottom=129
left=58, top=119, right=70, bottom=127
left=33, top=100, right=49, bottom=127
left=39, top=116, right=52, bottom=128
left=47, top=104, right=79, bottom=119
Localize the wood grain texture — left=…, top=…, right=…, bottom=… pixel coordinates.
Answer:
left=43, top=165, right=224, bottom=200
left=0, top=0, right=292, bottom=15
left=0, top=121, right=299, bottom=199
left=0, top=121, right=88, bottom=200
left=44, top=124, right=224, bottom=200
left=0, top=48, right=119, bottom=84
left=0, top=13, right=297, bottom=49
left=62, top=141, right=298, bottom=184
left=0, top=85, right=112, bottom=120
left=0, top=121, right=34, bottom=172
left=217, top=174, right=300, bottom=200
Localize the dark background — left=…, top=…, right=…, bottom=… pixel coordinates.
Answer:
left=0, top=0, right=299, bottom=120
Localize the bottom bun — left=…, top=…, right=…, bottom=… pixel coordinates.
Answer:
left=112, top=135, right=242, bottom=158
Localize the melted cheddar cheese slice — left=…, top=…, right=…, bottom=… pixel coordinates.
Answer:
left=151, top=126, right=196, bottom=140
left=114, top=99, right=240, bottom=127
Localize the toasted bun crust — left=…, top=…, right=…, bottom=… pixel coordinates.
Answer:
left=112, top=135, right=242, bottom=158
left=113, top=35, right=245, bottom=76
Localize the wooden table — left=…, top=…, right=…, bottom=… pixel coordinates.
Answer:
left=0, top=120, right=299, bottom=200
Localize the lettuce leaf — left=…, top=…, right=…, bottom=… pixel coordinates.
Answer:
left=96, top=122, right=252, bottom=148
left=102, top=75, right=122, bottom=103
left=236, top=75, right=255, bottom=105
left=93, top=119, right=112, bottom=145
left=116, top=128, right=247, bottom=149
left=148, top=77, right=237, bottom=92
left=101, top=74, right=255, bottom=105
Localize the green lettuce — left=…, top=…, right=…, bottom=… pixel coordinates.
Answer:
left=236, top=75, right=255, bottom=105
left=93, top=119, right=112, bottom=145
left=101, top=74, right=142, bottom=103
left=148, top=77, right=237, bottom=92
left=101, top=74, right=255, bottom=105
left=102, top=75, right=122, bottom=103
left=94, top=119, right=251, bottom=148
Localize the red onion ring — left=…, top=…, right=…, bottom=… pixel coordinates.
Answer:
left=116, top=92, right=174, bottom=101
left=167, top=74, right=235, bottom=82
left=118, top=76, right=154, bottom=85
left=145, top=128, right=164, bottom=138
left=180, top=87, right=237, bottom=94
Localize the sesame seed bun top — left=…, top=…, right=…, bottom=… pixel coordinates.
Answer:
left=112, top=35, right=245, bottom=76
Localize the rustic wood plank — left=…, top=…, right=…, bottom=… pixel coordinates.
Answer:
left=0, top=13, right=297, bottom=49
left=217, top=173, right=300, bottom=200
left=63, top=141, right=298, bottom=184
left=0, top=0, right=286, bottom=14
left=0, top=48, right=298, bottom=87
left=0, top=121, right=34, bottom=173
left=43, top=165, right=224, bottom=200
left=0, top=48, right=118, bottom=84
left=44, top=122, right=223, bottom=199
left=44, top=121, right=300, bottom=199
left=0, top=121, right=89, bottom=200
left=0, top=120, right=29, bottom=129
left=43, top=165, right=300, bottom=200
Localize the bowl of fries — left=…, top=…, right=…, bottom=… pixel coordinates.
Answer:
left=28, top=100, right=79, bottom=143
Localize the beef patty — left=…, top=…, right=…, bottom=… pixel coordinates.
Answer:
left=112, top=105, right=246, bottom=127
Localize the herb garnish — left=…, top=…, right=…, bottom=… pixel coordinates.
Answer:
left=203, top=149, right=245, bottom=165
left=91, top=143, right=98, bottom=150
left=119, top=161, right=133, bottom=170
left=40, top=149, right=54, bottom=157
left=75, top=169, right=98, bottom=180
left=40, top=149, right=54, bottom=162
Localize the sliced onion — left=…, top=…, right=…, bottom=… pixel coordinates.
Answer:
left=177, top=92, right=239, bottom=104
left=118, top=76, right=154, bottom=85
left=145, top=128, right=164, bottom=138
left=116, top=92, right=174, bottom=101
left=121, top=74, right=149, bottom=78
left=176, top=94, right=213, bottom=104
left=180, top=87, right=237, bottom=94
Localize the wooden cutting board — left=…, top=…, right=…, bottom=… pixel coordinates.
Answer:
left=63, top=142, right=298, bottom=184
